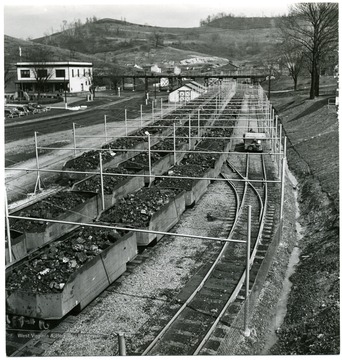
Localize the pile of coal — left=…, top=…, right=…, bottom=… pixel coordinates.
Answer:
left=6, top=227, right=122, bottom=293
left=157, top=164, right=208, bottom=191
left=11, top=192, right=91, bottom=232
left=76, top=167, right=135, bottom=194
left=99, top=187, right=180, bottom=227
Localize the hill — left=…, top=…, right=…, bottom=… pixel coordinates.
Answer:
left=4, top=16, right=283, bottom=92
left=204, top=15, right=281, bottom=30
left=29, top=16, right=282, bottom=66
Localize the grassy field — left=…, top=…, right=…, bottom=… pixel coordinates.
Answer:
left=268, top=86, right=339, bottom=354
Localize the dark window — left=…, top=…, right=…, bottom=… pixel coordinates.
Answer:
left=72, top=69, right=74, bottom=77
left=83, top=68, right=86, bottom=76
left=37, top=69, right=48, bottom=78
left=77, top=69, right=80, bottom=77
left=21, top=70, right=30, bottom=78
left=56, top=69, right=65, bottom=78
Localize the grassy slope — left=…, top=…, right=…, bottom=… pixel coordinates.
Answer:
left=269, top=92, right=339, bottom=354
left=30, top=17, right=280, bottom=65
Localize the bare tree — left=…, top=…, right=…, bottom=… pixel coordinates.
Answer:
left=27, top=46, right=54, bottom=100
left=150, top=32, right=164, bottom=48
left=280, top=3, right=338, bottom=99
left=4, top=53, right=15, bottom=87
left=279, top=40, right=305, bottom=90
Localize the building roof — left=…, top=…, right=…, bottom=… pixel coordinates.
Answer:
left=16, top=61, right=93, bottom=68
left=185, top=81, right=206, bottom=92
left=170, top=80, right=206, bottom=94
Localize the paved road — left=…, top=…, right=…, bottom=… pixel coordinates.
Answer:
left=5, top=96, right=174, bottom=205
left=5, top=95, right=141, bottom=143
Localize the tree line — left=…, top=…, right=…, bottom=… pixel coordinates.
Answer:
left=278, top=3, right=338, bottom=98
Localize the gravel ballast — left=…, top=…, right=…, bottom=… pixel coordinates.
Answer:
left=43, top=179, right=233, bottom=356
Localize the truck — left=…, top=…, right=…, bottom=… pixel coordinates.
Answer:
left=243, top=131, right=267, bottom=152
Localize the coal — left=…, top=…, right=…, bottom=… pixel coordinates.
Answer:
left=99, top=187, right=180, bottom=227
left=11, top=192, right=91, bottom=232
left=6, top=227, right=123, bottom=294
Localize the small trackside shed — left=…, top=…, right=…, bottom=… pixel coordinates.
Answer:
left=168, top=81, right=206, bottom=103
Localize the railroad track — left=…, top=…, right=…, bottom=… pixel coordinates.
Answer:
left=5, top=86, right=240, bottom=355
left=6, top=85, right=280, bottom=356
left=140, top=153, right=270, bottom=356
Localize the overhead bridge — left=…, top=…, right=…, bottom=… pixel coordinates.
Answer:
left=119, top=72, right=269, bottom=92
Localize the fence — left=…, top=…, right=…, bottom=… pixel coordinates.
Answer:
left=215, top=224, right=281, bottom=355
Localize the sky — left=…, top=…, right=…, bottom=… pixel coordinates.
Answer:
left=3, top=0, right=293, bottom=40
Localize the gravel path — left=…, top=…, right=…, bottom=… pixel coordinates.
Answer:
left=43, top=179, right=233, bottom=356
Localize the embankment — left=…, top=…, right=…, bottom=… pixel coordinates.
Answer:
left=270, top=94, right=339, bottom=355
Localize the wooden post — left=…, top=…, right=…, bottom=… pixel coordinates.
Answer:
left=73, top=123, right=77, bottom=156
left=188, top=114, right=191, bottom=150
left=244, top=205, right=251, bottom=335
left=5, top=188, right=12, bottom=263
left=117, top=333, right=126, bottom=356
left=147, top=132, right=152, bottom=187
left=173, top=123, right=176, bottom=165
left=125, top=108, right=128, bottom=136
left=197, top=108, right=200, bottom=139
left=152, top=102, right=154, bottom=123
left=279, top=147, right=286, bottom=243
left=99, top=153, right=105, bottom=211
left=104, top=115, right=108, bottom=143
left=278, top=124, right=282, bottom=177
left=140, top=104, right=143, bottom=127
left=34, top=131, right=42, bottom=192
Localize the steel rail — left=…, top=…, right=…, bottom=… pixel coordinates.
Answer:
left=141, top=161, right=248, bottom=356
left=193, top=108, right=269, bottom=354
left=194, top=155, right=266, bottom=355
left=5, top=83, right=239, bottom=352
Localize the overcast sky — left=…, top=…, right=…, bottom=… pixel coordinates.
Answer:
left=3, top=0, right=293, bottom=40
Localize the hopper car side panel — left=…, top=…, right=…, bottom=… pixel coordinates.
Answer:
left=6, top=232, right=137, bottom=321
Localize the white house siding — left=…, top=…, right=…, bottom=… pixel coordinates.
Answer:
left=68, top=66, right=92, bottom=92
left=168, top=81, right=207, bottom=103
left=168, top=85, right=201, bottom=103
left=16, top=62, right=93, bottom=94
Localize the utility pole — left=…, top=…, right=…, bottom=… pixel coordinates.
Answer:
left=268, top=65, right=272, bottom=100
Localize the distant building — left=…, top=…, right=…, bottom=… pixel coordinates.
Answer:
left=151, top=64, right=162, bottom=74
left=15, top=61, right=93, bottom=95
left=168, top=81, right=206, bottom=103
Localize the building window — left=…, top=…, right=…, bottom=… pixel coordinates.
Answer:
left=88, top=69, right=91, bottom=76
left=83, top=68, right=86, bottom=76
left=77, top=69, right=80, bottom=77
left=20, top=69, right=30, bottom=78
left=56, top=69, right=66, bottom=78
left=72, top=69, right=74, bottom=77
left=37, top=69, right=48, bottom=78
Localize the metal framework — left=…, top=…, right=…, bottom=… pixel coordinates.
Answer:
left=5, top=82, right=286, bottom=288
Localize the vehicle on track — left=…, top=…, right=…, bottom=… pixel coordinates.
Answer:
left=243, top=131, right=266, bottom=152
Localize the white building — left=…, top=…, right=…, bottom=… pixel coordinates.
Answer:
left=168, top=81, right=206, bottom=103
left=15, top=61, right=93, bottom=95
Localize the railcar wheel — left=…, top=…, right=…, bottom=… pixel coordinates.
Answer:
left=247, top=145, right=254, bottom=151
left=38, top=320, right=50, bottom=330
